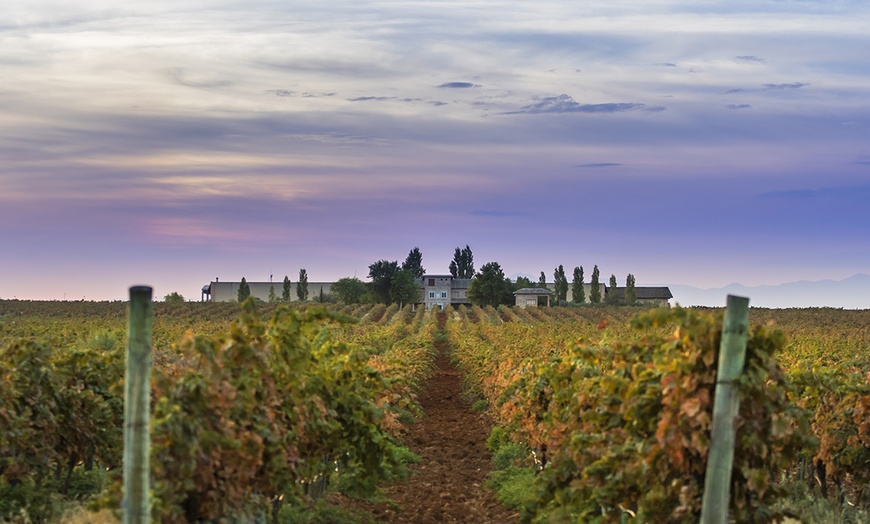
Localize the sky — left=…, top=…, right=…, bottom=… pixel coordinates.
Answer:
left=1, top=0, right=869, bottom=304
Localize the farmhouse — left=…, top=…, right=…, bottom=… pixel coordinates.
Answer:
left=514, top=288, right=552, bottom=308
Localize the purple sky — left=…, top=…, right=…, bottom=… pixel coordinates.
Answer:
left=1, top=1, right=869, bottom=302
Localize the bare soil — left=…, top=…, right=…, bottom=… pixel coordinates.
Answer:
left=341, top=313, right=519, bottom=523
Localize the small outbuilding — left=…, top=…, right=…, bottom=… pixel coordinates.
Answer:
left=514, top=287, right=553, bottom=308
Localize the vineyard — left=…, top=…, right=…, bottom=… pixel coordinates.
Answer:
left=1, top=299, right=869, bottom=523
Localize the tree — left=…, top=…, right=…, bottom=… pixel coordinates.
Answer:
left=572, top=266, right=585, bottom=304
left=449, top=245, right=474, bottom=278
left=164, top=292, right=185, bottom=303
left=606, top=274, right=620, bottom=304
left=237, top=277, right=251, bottom=302
left=297, top=269, right=309, bottom=301
left=553, top=265, right=568, bottom=302
left=368, top=260, right=399, bottom=304
left=390, top=270, right=420, bottom=307
left=538, top=271, right=547, bottom=288
left=625, top=274, right=637, bottom=305
left=282, top=276, right=291, bottom=301
left=331, top=277, right=368, bottom=304
left=590, top=265, right=601, bottom=304
left=402, top=247, right=425, bottom=278
left=268, top=285, right=277, bottom=303
left=513, top=275, right=534, bottom=292
left=467, top=262, right=514, bottom=307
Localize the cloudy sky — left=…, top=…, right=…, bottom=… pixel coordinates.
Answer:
left=2, top=0, right=869, bottom=303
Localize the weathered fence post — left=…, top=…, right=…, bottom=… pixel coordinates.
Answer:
left=123, top=286, right=153, bottom=524
left=700, top=294, right=750, bottom=524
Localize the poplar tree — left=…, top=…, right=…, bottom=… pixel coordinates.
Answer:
left=625, top=274, right=637, bottom=304
left=449, top=245, right=474, bottom=278
left=572, top=266, right=585, bottom=304
left=237, top=277, right=251, bottom=302
left=282, top=276, right=291, bottom=301
left=553, top=265, right=568, bottom=302
left=297, top=269, right=309, bottom=301
left=590, top=265, right=601, bottom=303
left=606, top=274, right=620, bottom=304
left=268, top=285, right=277, bottom=303
left=538, top=271, right=547, bottom=288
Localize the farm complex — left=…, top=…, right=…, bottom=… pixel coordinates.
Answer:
left=202, top=275, right=673, bottom=308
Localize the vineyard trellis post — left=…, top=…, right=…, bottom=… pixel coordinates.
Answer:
left=123, top=286, right=153, bottom=524
left=700, top=294, right=750, bottom=524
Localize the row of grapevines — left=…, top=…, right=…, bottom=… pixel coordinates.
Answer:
left=0, top=299, right=437, bottom=522
left=448, top=305, right=846, bottom=522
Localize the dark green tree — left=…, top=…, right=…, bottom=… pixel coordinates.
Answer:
left=572, top=266, right=585, bottom=304
left=467, top=262, right=514, bottom=307
left=297, top=269, right=309, bottom=301
left=402, top=247, right=426, bottom=278
left=268, top=285, right=277, bottom=303
left=368, top=260, right=400, bottom=304
left=625, top=274, right=637, bottom=305
left=553, top=265, right=568, bottom=302
left=590, top=265, right=601, bottom=304
left=448, top=245, right=474, bottom=278
left=237, top=277, right=251, bottom=302
left=164, top=292, right=185, bottom=303
left=282, top=276, right=291, bottom=301
left=331, top=277, right=369, bottom=304
left=538, top=271, right=547, bottom=288
left=513, top=275, right=534, bottom=291
left=390, top=270, right=420, bottom=307
left=606, top=274, right=620, bottom=304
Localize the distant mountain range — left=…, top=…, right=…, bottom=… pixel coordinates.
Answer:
left=668, top=273, right=870, bottom=309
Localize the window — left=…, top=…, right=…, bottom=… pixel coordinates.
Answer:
left=429, top=291, right=435, bottom=298
left=441, top=292, right=447, bottom=299
left=428, top=278, right=435, bottom=286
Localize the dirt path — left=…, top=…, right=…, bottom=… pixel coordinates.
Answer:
left=345, top=313, right=519, bottom=523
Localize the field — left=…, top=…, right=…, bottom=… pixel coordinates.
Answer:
left=1, top=300, right=869, bottom=523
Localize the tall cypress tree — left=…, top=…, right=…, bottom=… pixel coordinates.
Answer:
left=606, top=274, right=620, bottom=304
left=297, top=269, right=309, bottom=301
left=625, top=274, right=637, bottom=304
left=553, top=265, right=568, bottom=302
left=282, top=275, right=291, bottom=301
left=237, top=277, right=251, bottom=302
left=590, top=265, right=601, bottom=303
left=572, top=266, right=585, bottom=304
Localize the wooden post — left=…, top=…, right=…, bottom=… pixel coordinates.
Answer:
left=700, top=294, right=750, bottom=524
left=123, top=286, right=153, bottom=524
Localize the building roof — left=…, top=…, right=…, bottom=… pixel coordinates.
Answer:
left=514, top=287, right=553, bottom=295
left=609, top=287, right=673, bottom=300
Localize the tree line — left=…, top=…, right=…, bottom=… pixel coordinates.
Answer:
left=236, top=268, right=311, bottom=303
left=232, top=245, right=639, bottom=307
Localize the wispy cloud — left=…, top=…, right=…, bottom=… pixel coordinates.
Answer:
left=470, top=210, right=526, bottom=217
left=505, top=94, right=660, bottom=115
left=653, top=62, right=677, bottom=67
left=735, top=55, right=765, bottom=63
left=763, top=82, right=810, bottom=89
left=576, top=163, right=623, bottom=168
left=726, top=104, right=752, bottom=110
left=265, top=89, right=336, bottom=98
left=437, top=81, right=476, bottom=88
left=759, top=184, right=870, bottom=199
